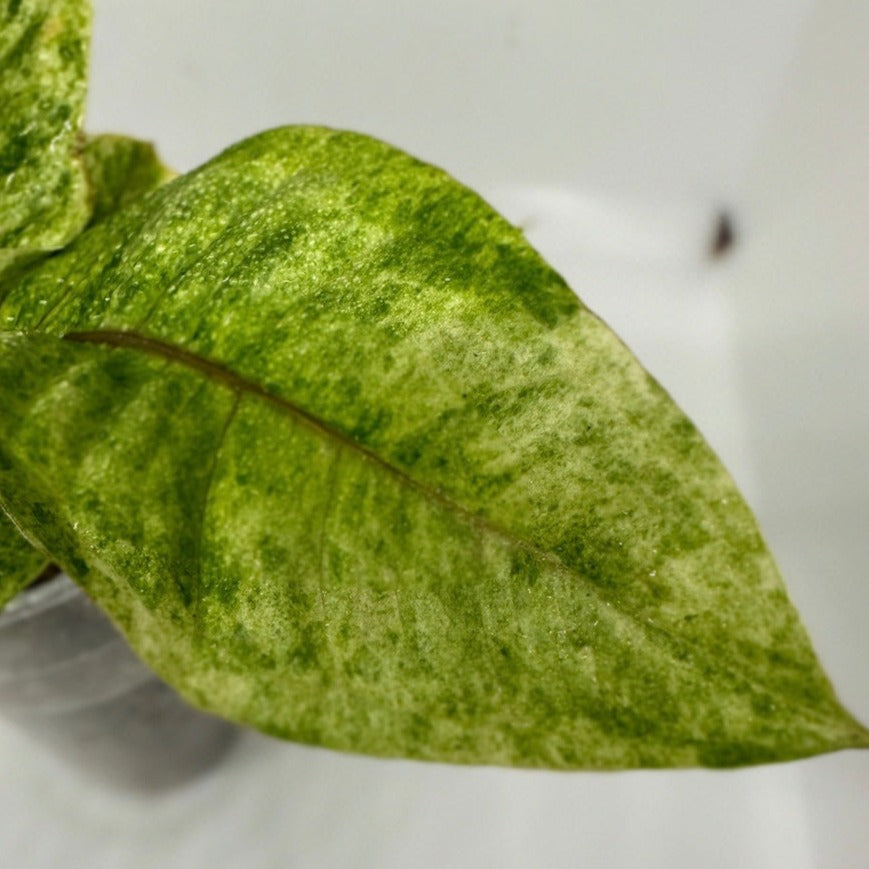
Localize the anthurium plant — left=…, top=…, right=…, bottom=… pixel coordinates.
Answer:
left=1, top=0, right=866, bottom=770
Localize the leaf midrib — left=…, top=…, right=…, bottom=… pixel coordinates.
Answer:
left=64, top=328, right=537, bottom=546
left=56, top=328, right=861, bottom=736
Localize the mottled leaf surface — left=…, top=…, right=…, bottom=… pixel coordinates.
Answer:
left=0, top=511, right=48, bottom=609
left=82, top=134, right=174, bottom=227
left=0, top=0, right=91, bottom=278
left=0, top=127, right=866, bottom=767
left=0, top=129, right=171, bottom=608
left=0, top=0, right=89, bottom=598
left=0, top=124, right=173, bottom=603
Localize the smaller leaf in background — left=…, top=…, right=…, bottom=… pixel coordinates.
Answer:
left=0, top=0, right=92, bottom=279
left=82, top=134, right=175, bottom=227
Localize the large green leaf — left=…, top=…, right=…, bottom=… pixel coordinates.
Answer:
left=0, top=127, right=866, bottom=768
left=0, top=0, right=91, bottom=278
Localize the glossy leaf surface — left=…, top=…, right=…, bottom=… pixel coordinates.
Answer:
left=0, top=127, right=866, bottom=767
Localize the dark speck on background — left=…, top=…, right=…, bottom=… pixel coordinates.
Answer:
left=710, top=210, right=736, bottom=258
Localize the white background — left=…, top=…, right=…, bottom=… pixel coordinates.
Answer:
left=2, top=2, right=867, bottom=866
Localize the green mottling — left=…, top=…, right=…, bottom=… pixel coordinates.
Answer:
left=0, top=3, right=178, bottom=602
left=81, top=134, right=175, bottom=226
left=0, top=510, right=48, bottom=607
left=0, top=3, right=864, bottom=770
left=0, top=0, right=93, bottom=595
left=0, top=0, right=92, bottom=276
left=0, top=126, right=866, bottom=767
